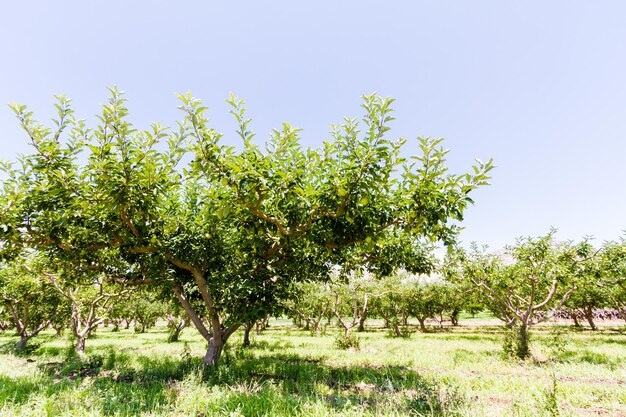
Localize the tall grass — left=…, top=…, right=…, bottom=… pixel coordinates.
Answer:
left=0, top=320, right=624, bottom=416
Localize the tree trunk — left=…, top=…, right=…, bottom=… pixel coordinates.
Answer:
left=76, top=335, right=86, bottom=356
left=357, top=311, right=367, bottom=332
left=393, top=324, right=403, bottom=337
left=583, top=306, right=597, bottom=330
left=343, top=326, right=351, bottom=339
left=242, top=323, right=253, bottom=347
left=168, top=327, right=182, bottom=343
left=515, top=324, right=530, bottom=359
left=203, top=337, right=224, bottom=367
left=503, top=317, right=515, bottom=330
left=417, top=317, right=427, bottom=332
left=15, top=335, right=30, bottom=350
left=303, top=320, right=310, bottom=331
left=313, top=321, right=321, bottom=336
left=451, top=308, right=460, bottom=326
left=571, top=310, right=581, bottom=327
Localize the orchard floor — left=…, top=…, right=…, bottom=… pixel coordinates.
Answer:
left=1, top=317, right=625, bottom=417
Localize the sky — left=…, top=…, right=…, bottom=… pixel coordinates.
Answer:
left=1, top=1, right=625, bottom=250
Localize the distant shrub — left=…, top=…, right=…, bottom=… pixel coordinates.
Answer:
left=502, top=325, right=530, bottom=359
left=334, top=333, right=360, bottom=350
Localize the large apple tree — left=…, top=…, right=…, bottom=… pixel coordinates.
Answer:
left=0, top=89, right=493, bottom=366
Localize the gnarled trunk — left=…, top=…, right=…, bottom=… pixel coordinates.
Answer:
left=516, top=324, right=530, bottom=359
left=167, top=326, right=183, bottom=343
left=417, top=317, right=427, bottom=332
left=450, top=308, right=460, bottom=326
left=357, top=311, right=367, bottom=332
left=242, top=323, right=253, bottom=347
left=201, top=323, right=241, bottom=367
left=203, top=337, right=224, bottom=367
left=313, top=321, right=321, bottom=336
left=571, top=310, right=581, bottom=327
left=507, top=322, right=531, bottom=359
left=583, top=306, right=597, bottom=330
left=76, top=335, right=86, bottom=356
left=15, top=335, right=31, bottom=350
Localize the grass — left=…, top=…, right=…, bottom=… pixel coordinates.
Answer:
left=0, top=319, right=625, bottom=416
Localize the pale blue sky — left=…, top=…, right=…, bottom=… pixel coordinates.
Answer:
left=1, top=1, right=625, bottom=249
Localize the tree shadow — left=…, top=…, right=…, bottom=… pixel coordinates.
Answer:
left=556, top=349, right=623, bottom=369
left=1, top=346, right=466, bottom=416
left=208, top=350, right=465, bottom=415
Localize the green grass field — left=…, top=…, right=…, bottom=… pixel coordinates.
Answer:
left=1, top=318, right=625, bottom=416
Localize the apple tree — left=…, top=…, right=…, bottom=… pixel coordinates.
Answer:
left=0, top=89, right=493, bottom=366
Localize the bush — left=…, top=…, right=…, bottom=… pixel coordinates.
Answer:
left=334, top=333, right=360, bottom=350
left=502, top=325, right=530, bottom=359
left=310, top=324, right=327, bottom=337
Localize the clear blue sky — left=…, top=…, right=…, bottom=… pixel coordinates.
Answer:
left=1, top=1, right=625, bottom=249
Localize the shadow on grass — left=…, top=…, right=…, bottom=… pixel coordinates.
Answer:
left=0, top=339, right=40, bottom=356
left=586, top=336, right=626, bottom=346
left=429, top=332, right=501, bottom=342
left=0, top=374, right=47, bottom=404
left=557, top=349, right=623, bottom=369
left=206, top=349, right=465, bottom=416
left=0, top=345, right=466, bottom=416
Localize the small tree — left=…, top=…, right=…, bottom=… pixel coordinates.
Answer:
left=600, top=239, right=626, bottom=318
left=454, top=231, right=595, bottom=359
left=564, top=274, right=609, bottom=330
left=406, top=280, right=441, bottom=332
left=131, top=296, right=166, bottom=333
left=331, top=278, right=371, bottom=340
left=283, top=281, right=333, bottom=336
left=429, top=281, right=466, bottom=328
left=0, top=256, right=62, bottom=350
left=47, top=269, right=128, bottom=356
left=372, top=274, right=412, bottom=337
left=330, top=272, right=394, bottom=344
left=165, top=299, right=190, bottom=343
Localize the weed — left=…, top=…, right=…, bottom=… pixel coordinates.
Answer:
left=335, top=333, right=361, bottom=350
left=502, top=324, right=530, bottom=360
